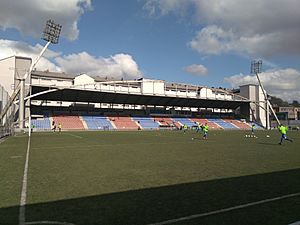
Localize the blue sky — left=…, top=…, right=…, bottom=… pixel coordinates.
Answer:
left=1, top=0, right=300, bottom=101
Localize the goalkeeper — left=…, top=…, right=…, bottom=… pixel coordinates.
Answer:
left=278, top=124, right=293, bottom=145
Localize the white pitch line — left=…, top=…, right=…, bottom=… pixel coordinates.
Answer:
left=19, top=136, right=31, bottom=225
left=147, top=192, right=300, bottom=225
left=10, top=155, right=22, bottom=159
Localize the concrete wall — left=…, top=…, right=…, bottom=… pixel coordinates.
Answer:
left=74, top=74, right=95, bottom=87
left=15, top=57, right=31, bottom=86
left=32, top=77, right=73, bottom=87
left=0, top=56, right=31, bottom=97
left=0, top=85, right=9, bottom=110
left=0, top=83, right=15, bottom=126
left=199, top=88, right=214, bottom=98
left=141, top=79, right=165, bottom=95
left=256, top=85, right=267, bottom=127
left=240, top=84, right=267, bottom=128
left=0, top=56, right=15, bottom=96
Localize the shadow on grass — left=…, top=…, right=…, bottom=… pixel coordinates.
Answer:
left=1, top=169, right=300, bottom=225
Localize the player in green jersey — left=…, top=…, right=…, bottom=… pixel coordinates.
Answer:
left=278, top=124, right=293, bottom=145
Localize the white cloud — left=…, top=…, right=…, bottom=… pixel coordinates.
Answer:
left=0, top=39, right=61, bottom=71
left=224, top=68, right=300, bottom=102
left=144, top=0, right=300, bottom=57
left=0, top=39, right=143, bottom=80
left=184, top=64, right=208, bottom=76
left=0, top=0, right=92, bottom=40
left=189, top=25, right=281, bottom=56
left=55, top=52, right=143, bottom=79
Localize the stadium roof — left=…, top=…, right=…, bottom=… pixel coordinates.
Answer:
left=31, top=70, right=234, bottom=93
left=31, top=70, right=75, bottom=80
left=31, top=70, right=128, bottom=82
left=31, top=85, right=250, bottom=109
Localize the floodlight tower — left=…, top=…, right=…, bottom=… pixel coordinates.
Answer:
left=251, top=60, right=280, bottom=129
left=19, top=20, right=61, bottom=135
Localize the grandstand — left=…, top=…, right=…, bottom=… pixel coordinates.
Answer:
left=191, top=118, right=221, bottom=130
left=82, top=116, right=114, bottom=130
left=108, top=116, right=139, bottom=130
left=0, top=56, right=271, bottom=133
left=153, top=117, right=174, bottom=127
left=173, top=117, right=196, bottom=127
left=224, top=119, right=251, bottom=130
left=29, top=115, right=255, bottom=131
left=52, top=115, right=85, bottom=130
left=132, top=116, right=160, bottom=129
left=209, top=118, right=237, bottom=129
left=31, top=116, right=51, bottom=130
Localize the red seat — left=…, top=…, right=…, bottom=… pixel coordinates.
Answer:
left=153, top=117, right=174, bottom=126
left=108, top=116, right=139, bottom=130
left=52, top=116, right=84, bottom=130
left=223, top=119, right=251, bottom=130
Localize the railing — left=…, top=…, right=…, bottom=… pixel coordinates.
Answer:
left=32, top=83, right=250, bottom=103
left=0, top=125, right=13, bottom=139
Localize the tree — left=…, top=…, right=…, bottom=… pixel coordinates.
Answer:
left=269, top=96, right=289, bottom=107
left=291, top=100, right=300, bottom=107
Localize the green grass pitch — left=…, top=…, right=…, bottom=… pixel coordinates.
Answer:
left=0, top=130, right=300, bottom=225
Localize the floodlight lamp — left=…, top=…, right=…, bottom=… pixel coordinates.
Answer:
left=42, top=19, right=62, bottom=44
left=251, top=60, right=262, bottom=74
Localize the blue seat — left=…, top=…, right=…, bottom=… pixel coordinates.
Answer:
left=208, top=119, right=237, bottom=129
left=132, top=117, right=160, bottom=129
left=82, top=116, right=114, bottom=130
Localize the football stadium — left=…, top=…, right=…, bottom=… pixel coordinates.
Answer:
left=0, top=22, right=300, bottom=225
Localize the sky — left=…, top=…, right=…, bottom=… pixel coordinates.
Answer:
left=0, top=0, right=300, bottom=102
